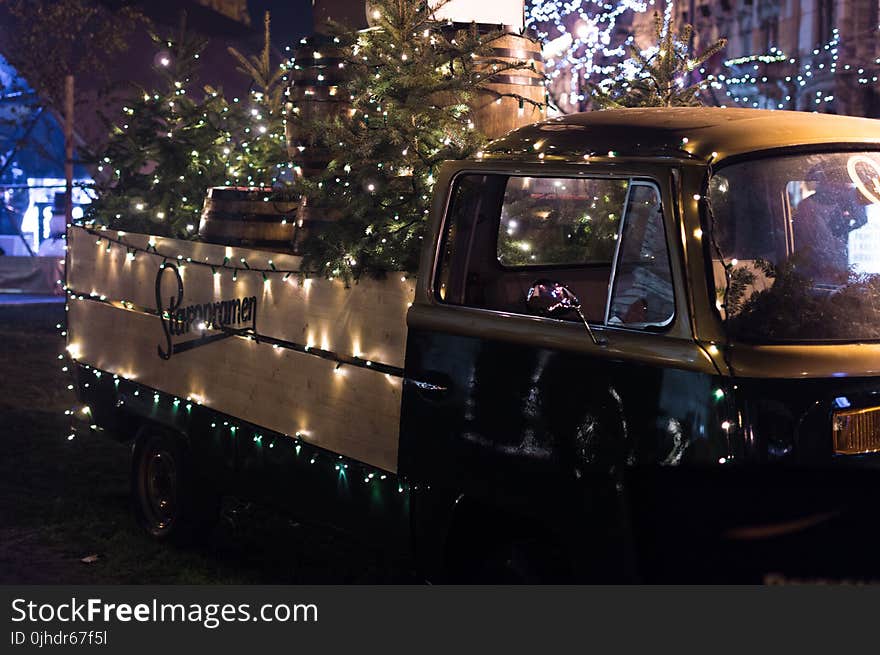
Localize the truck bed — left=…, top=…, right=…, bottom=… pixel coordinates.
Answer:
left=65, top=225, right=414, bottom=472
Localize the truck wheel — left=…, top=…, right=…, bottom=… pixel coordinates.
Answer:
left=131, top=428, right=219, bottom=544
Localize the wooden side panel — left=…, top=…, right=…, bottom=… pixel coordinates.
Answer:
left=66, top=226, right=414, bottom=472
left=67, top=226, right=414, bottom=369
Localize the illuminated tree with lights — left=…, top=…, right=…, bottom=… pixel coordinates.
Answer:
left=293, top=0, right=535, bottom=281
left=591, top=11, right=726, bottom=108
left=88, top=14, right=291, bottom=237
left=226, top=11, right=290, bottom=189
left=87, top=21, right=231, bottom=237
left=526, top=0, right=651, bottom=111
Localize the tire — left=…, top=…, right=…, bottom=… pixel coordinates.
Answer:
left=131, top=428, right=220, bottom=544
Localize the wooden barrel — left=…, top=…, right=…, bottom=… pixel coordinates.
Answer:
left=285, top=36, right=350, bottom=179
left=471, top=32, right=547, bottom=139
left=198, top=187, right=299, bottom=252
left=292, top=196, right=344, bottom=254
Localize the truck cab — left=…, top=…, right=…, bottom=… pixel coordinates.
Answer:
left=400, top=107, right=880, bottom=582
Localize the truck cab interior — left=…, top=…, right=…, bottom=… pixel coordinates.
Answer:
left=436, top=172, right=674, bottom=330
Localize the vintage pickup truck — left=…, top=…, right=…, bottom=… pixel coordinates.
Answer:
left=67, top=107, right=880, bottom=582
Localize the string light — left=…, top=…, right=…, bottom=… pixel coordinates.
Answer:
left=526, top=0, right=650, bottom=110
left=706, top=28, right=875, bottom=112
left=64, top=276, right=410, bottom=494
left=68, top=370, right=405, bottom=489
left=71, top=228, right=411, bottom=379
left=84, top=225, right=313, bottom=278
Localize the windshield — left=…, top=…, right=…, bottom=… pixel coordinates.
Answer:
left=709, top=151, right=880, bottom=342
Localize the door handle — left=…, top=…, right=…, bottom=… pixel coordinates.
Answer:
left=406, top=376, right=451, bottom=399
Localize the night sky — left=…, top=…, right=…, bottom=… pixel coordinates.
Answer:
left=248, top=0, right=314, bottom=44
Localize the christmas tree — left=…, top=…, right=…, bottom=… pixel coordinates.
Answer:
left=226, top=11, right=291, bottom=189
left=591, top=11, right=726, bottom=109
left=88, top=13, right=291, bottom=237
left=87, top=18, right=228, bottom=237
left=292, top=0, right=541, bottom=281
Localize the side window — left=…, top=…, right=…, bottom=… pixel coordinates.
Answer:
left=436, top=174, right=508, bottom=305
left=437, top=174, right=674, bottom=330
left=608, top=183, right=675, bottom=328
left=496, top=176, right=626, bottom=267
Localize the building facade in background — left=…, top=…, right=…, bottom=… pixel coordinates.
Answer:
left=195, top=0, right=252, bottom=25
left=668, top=0, right=880, bottom=116
left=536, top=0, right=879, bottom=118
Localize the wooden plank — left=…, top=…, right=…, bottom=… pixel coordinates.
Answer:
left=67, top=226, right=414, bottom=370
left=66, top=225, right=416, bottom=472
left=68, top=298, right=402, bottom=472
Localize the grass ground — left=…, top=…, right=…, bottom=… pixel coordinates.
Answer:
left=0, top=302, right=411, bottom=583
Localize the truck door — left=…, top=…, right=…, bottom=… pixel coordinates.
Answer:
left=400, top=168, right=683, bottom=562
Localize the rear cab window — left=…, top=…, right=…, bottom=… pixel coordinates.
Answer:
left=436, top=172, right=675, bottom=331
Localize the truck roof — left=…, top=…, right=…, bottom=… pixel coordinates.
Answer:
left=482, top=107, right=880, bottom=164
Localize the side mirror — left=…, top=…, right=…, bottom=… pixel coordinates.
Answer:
left=526, top=279, right=603, bottom=346
left=526, top=279, right=581, bottom=318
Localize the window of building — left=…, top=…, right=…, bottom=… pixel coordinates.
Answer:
left=436, top=173, right=675, bottom=330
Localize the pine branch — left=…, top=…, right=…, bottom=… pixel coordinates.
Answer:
left=590, top=11, right=727, bottom=109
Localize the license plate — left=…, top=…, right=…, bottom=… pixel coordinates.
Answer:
left=833, top=406, right=880, bottom=455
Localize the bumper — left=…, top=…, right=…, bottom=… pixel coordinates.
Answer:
left=629, top=466, right=880, bottom=583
